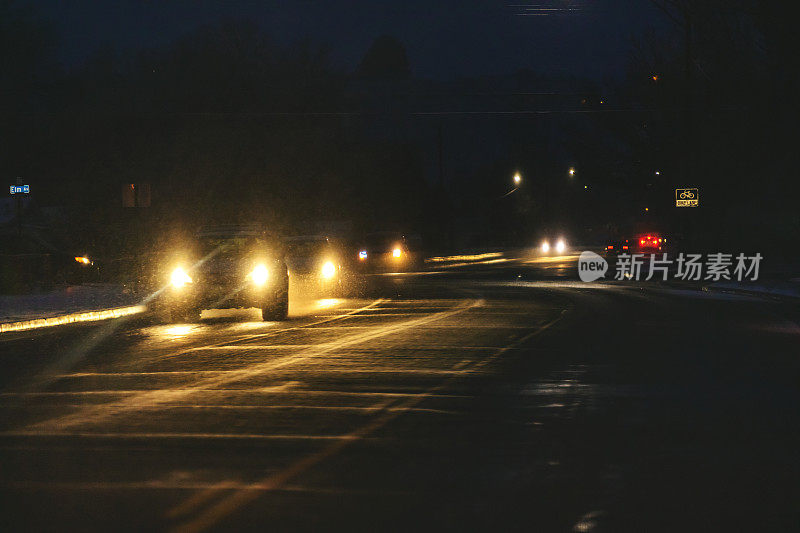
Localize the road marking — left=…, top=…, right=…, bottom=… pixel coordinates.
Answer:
left=186, top=344, right=316, bottom=350
left=54, top=367, right=471, bottom=378
left=170, top=306, right=566, bottom=533
left=0, top=389, right=472, bottom=399
left=131, top=299, right=386, bottom=367
left=0, top=404, right=457, bottom=414
left=1, top=481, right=412, bottom=494
left=2, top=431, right=349, bottom=441
left=186, top=344, right=503, bottom=351
left=14, top=299, right=480, bottom=436
left=431, top=258, right=510, bottom=269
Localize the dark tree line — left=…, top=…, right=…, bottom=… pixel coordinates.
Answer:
left=2, top=0, right=797, bottom=261
left=2, top=9, right=428, bottom=259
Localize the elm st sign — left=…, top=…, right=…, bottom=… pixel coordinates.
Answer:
left=675, top=188, right=699, bottom=207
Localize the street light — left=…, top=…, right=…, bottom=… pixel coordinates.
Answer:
left=568, top=167, right=575, bottom=177
left=498, top=172, right=522, bottom=198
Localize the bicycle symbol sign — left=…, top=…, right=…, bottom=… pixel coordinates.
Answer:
left=675, top=188, right=699, bottom=207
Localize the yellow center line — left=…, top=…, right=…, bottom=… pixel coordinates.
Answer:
left=170, top=306, right=567, bottom=533
left=14, top=299, right=478, bottom=436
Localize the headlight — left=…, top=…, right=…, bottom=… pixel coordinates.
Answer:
left=555, top=239, right=566, bottom=253
left=74, top=256, right=92, bottom=266
left=541, top=241, right=550, bottom=253
left=321, top=261, right=336, bottom=279
left=171, top=267, right=192, bottom=288
left=392, top=247, right=402, bottom=258
left=250, top=264, right=269, bottom=286
left=358, top=250, right=368, bottom=260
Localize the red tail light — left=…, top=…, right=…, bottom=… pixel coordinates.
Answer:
left=607, top=245, right=614, bottom=250
left=640, top=239, right=645, bottom=245
left=622, top=245, right=628, bottom=250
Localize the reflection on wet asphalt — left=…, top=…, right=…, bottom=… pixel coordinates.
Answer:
left=1, top=261, right=798, bottom=531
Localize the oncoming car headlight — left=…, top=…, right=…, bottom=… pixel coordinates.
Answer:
left=170, top=267, right=192, bottom=288
left=555, top=239, right=566, bottom=254
left=392, top=247, right=402, bottom=258
left=321, top=261, right=336, bottom=279
left=250, top=264, right=269, bottom=286
left=541, top=241, right=550, bottom=253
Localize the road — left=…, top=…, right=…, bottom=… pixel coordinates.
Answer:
left=1, top=255, right=798, bottom=531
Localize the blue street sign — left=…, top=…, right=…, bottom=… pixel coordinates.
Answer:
left=10, top=185, right=30, bottom=194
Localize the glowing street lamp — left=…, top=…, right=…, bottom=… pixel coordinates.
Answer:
left=513, top=172, right=522, bottom=186
left=568, top=167, right=576, bottom=177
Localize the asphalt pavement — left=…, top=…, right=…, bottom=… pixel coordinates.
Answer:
left=1, top=254, right=798, bottom=531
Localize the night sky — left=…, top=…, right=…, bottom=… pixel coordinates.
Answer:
left=35, top=0, right=665, bottom=80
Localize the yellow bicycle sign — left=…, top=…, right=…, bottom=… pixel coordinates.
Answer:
left=675, top=188, right=699, bottom=207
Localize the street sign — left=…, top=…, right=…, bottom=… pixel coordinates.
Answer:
left=675, top=188, right=698, bottom=207
left=9, top=185, right=29, bottom=194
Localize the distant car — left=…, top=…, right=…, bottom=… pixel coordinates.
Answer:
left=538, top=236, right=568, bottom=255
left=356, top=232, right=422, bottom=271
left=153, top=225, right=289, bottom=322
left=635, top=233, right=666, bottom=252
left=285, top=235, right=345, bottom=296
left=604, top=239, right=631, bottom=255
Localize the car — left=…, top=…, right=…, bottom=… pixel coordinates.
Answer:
left=604, top=239, right=631, bottom=255
left=154, top=224, right=289, bottom=322
left=538, top=236, right=568, bottom=255
left=635, top=233, right=666, bottom=252
left=285, top=235, right=345, bottom=296
left=356, top=232, right=422, bottom=272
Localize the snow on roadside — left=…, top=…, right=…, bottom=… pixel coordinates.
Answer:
left=0, top=284, right=140, bottom=324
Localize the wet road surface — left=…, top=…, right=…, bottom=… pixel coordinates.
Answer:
left=1, top=257, right=798, bottom=531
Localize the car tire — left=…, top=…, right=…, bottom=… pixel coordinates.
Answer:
left=262, top=295, right=289, bottom=321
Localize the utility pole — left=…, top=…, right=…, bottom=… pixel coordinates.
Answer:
left=650, top=1, right=694, bottom=184
left=15, top=177, right=23, bottom=237
left=436, top=121, right=449, bottom=250
left=437, top=122, right=444, bottom=189
left=651, top=0, right=697, bottom=246
left=683, top=6, right=694, bottom=188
